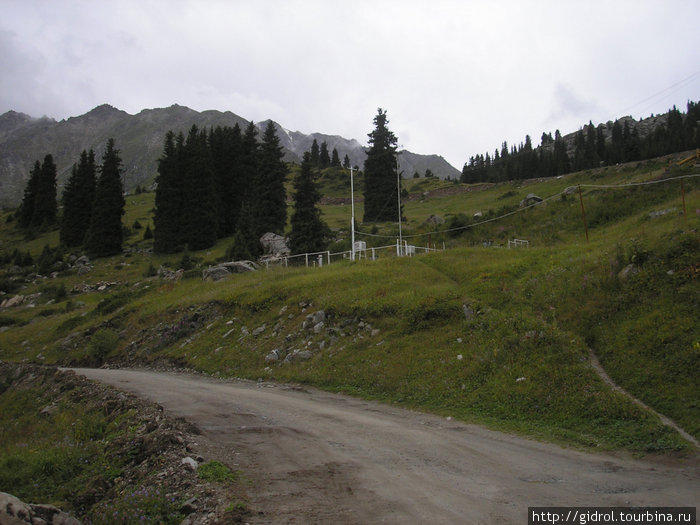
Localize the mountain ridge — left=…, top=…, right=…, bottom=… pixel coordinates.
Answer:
left=0, top=104, right=460, bottom=207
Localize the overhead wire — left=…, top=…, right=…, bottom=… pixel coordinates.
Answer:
left=353, top=173, right=700, bottom=240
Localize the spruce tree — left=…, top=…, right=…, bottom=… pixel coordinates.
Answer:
left=154, top=131, right=184, bottom=253
left=210, top=124, right=243, bottom=237
left=229, top=201, right=259, bottom=259
left=84, top=138, right=126, bottom=257
left=363, top=108, right=400, bottom=222
left=19, top=161, right=41, bottom=228
left=319, top=141, right=330, bottom=168
left=310, top=139, right=320, bottom=166
left=252, top=120, right=288, bottom=237
left=180, top=126, right=218, bottom=251
left=331, top=148, right=341, bottom=167
left=343, top=154, right=351, bottom=169
left=31, top=154, right=58, bottom=228
left=61, top=149, right=96, bottom=247
left=289, top=152, right=329, bottom=254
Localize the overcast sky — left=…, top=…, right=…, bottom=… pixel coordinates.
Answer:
left=2, top=0, right=699, bottom=169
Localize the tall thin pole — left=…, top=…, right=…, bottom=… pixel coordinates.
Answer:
left=396, top=150, right=402, bottom=255
left=350, top=165, right=356, bottom=261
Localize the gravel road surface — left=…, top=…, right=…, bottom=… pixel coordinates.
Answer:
left=71, top=368, right=699, bottom=524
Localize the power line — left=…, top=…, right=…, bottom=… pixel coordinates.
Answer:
left=354, top=173, right=700, bottom=240
left=610, top=69, right=700, bottom=121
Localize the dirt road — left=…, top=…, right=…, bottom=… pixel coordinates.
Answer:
left=71, top=368, right=699, bottom=524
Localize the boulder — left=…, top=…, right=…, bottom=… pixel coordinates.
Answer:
left=1, top=295, right=24, bottom=309
left=618, top=264, right=640, bottom=280
left=260, top=232, right=290, bottom=256
left=305, top=310, right=326, bottom=328
left=265, top=349, right=281, bottom=363
left=519, top=193, right=543, bottom=207
left=202, top=261, right=258, bottom=281
left=0, top=492, right=82, bottom=525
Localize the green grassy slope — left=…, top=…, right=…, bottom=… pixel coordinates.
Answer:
left=1, top=158, right=698, bottom=453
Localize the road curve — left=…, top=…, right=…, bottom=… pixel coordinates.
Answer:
left=70, top=368, right=699, bottom=524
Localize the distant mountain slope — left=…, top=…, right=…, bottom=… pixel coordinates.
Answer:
left=0, top=105, right=461, bottom=207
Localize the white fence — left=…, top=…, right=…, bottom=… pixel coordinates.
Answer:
left=508, top=238, right=529, bottom=249
left=265, top=239, right=443, bottom=269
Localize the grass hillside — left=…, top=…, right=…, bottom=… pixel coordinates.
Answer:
left=1, top=155, right=699, bottom=455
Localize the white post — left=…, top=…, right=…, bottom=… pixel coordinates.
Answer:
left=305, top=253, right=309, bottom=267
left=396, top=150, right=402, bottom=255
left=327, top=251, right=330, bottom=265
left=350, top=165, right=356, bottom=261
left=371, top=248, right=376, bottom=260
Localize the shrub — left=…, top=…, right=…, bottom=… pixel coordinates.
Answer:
left=197, top=460, right=238, bottom=483
left=87, top=328, right=119, bottom=363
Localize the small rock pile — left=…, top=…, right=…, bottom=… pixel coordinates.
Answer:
left=0, top=492, right=80, bottom=525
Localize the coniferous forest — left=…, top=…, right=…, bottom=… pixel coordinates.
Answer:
left=17, top=140, right=125, bottom=257
left=153, top=121, right=288, bottom=256
left=461, top=101, right=700, bottom=183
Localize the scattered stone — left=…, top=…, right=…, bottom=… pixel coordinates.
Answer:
left=462, top=303, right=475, bottom=320
left=457, top=354, right=463, bottom=360
left=1, top=294, right=24, bottom=309
left=265, top=349, right=281, bottom=363
left=202, top=261, right=259, bottom=281
left=425, top=214, right=444, bottom=225
left=648, top=207, right=677, bottom=219
left=516, top=377, right=527, bottom=382
left=0, top=491, right=82, bottom=525
left=519, top=193, right=543, bottom=207
left=181, top=457, right=199, bottom=472
left=180, top=497, right=198, bottom=516
left=252, top=324, right=266, bottom=337
left=297, top=350, right=313, bottom=361
left=371, top=329, right=381, bottom=337
left=618, top=264, right=640, bottom=281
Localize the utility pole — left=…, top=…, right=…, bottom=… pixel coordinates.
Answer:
left=396, top=148, right=402, bottom=255
left=350, top=165, right=357, bottom=261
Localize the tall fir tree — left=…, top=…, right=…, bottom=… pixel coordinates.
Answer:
left=251, top=121, right=288, bottom=237
left=32, top=154, right=58, bottom=228
left=229, top=201, right=259, bottom=260
left=154, top=131, right=185, bottom=253
left=19, top=161, right=41, bottom=228
left=180, top=125, right=218, bottom=251
left=319, top=141, right=330, bottom=168
left=289, top=152, right=329, bottom=254
left=331, top=148, right=341, bottom=167
left=61, top=149, right=96, bottom=247
left=363, top=108, right=400, bottom=222
left=343, top=154, right=351, bottom=169
left=84, top=139, right=125, bottom=257
left=209, top=124, right=243, bottom=237
left=310, top=139, right=320, bottom=166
